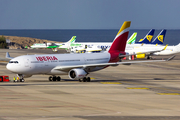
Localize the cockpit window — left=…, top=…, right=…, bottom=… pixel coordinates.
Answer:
left=9, top=61, right=19, bottom=63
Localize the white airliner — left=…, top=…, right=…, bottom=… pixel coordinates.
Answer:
left=6, top=21, right=174, bottom=82
left=71, top=45, right=102, bottom=53
left=60, top=32, right=137, bottom=52
left=30, top=36, right=76, bottom=50
left=70, top=30, right=180, bottom=59
left=126, top=43, right=180, bottom=59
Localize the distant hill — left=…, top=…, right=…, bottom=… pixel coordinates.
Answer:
left=2, top=36, right=62, bottom=49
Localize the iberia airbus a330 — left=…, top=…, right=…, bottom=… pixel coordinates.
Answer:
left=6, top=21, right=174, bottom=82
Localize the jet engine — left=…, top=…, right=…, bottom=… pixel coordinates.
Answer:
left=68, top=69, right=88, bottom=80
left=136, top=53, right=146, bottom=59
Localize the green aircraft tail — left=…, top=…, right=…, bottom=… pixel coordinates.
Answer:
left=67, top=36, right=76, bottom=43
left=127, top=32, right=137, bottom=44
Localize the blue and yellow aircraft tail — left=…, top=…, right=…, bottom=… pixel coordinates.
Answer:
left=137, top=29, right=155, bottom=44
left=151, top=29, right=166, bottom=45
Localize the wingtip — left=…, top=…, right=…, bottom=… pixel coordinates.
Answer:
left=166, top=55, right=176, bottom=61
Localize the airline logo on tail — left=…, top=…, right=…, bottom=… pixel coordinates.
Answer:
left=137, top=29, right=155, bottom=44
left=158, top=35, right=164, bottom=42
left=146, top=35, right=153, bottom=42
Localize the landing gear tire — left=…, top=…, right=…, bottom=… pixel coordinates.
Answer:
left=20, top=79, right=24, bottom=82
left=18, top=74, right=25, bottom=82
left=57, top=76, right=61, bottom=81
left=79, top=79, right=82, bottom=82
left=87, top=77, right=91, bottom=82
left=83, top=77, right=87, bottom=82
left=79, top=77, right=91, bottom=82
left=53, top=76, right=57, bottom=81
left=49, top=76, right=61, bottom=81
left=49, top=76, right=52, bottom=81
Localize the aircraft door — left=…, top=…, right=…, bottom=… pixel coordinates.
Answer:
left=84, top=57, right=87, bottom=64
left=24, top=59, right=29, bottom=67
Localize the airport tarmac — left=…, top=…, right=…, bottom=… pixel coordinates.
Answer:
left=0, top=49, right=180, bottom=120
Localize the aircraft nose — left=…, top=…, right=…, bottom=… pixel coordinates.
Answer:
left=6, top=63, right=15, bottom=72
left=6, top=63, right=12, bottom=71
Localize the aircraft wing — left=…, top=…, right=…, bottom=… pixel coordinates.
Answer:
left=121, top=45, right=168, bottom=58
left=54, top=55, right=175, bottom=72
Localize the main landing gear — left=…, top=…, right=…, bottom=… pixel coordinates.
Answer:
left=147, top=56, right=152, bottom=59
left=49, top=76, right=61, bottom=81
left=79, top=77, right=91, bottom=82
left=48, top=76, right=91, bottom=82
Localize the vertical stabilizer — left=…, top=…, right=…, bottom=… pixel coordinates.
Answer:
left=137, top=29, right=155, bottom=44
left=67, top=36, right=76, bottom=43
left=108, top=21, right=131, bottom=53
left=127, top=32, right=137, bottom=44
left=151, top=29, right=166, bottom=45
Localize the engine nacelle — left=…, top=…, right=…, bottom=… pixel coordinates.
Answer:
left=136, top=53, right=146, bottom=59
left=68, top=69, right=88, bottom=80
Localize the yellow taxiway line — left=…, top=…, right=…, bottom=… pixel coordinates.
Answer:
left=126, top=87, right=149, bottom=89
left=157, top=93, right=180, bottom=95
left=100, top=82, right=121, bottom=84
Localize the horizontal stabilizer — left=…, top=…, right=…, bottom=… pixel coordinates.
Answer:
left=6, top=52, right=14, bottom=59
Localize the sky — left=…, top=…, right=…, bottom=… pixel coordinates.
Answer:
left=0, top=0, right=180, bottom=29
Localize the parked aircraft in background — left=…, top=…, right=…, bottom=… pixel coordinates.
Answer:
left=127, top=32, right=137, bottom=44
left=6, top=21, right=174, bottom=82
left=136, top=29, right=155, bottom=44
left=69, top=32, right=137, bottom=53
left=71, top=45, right=102, bottom=53
left=56, top=36, right=76, bottom=50
left=30, top=36, right=76, bottom=51
left=150, top=29, right=166, bottom=45
left=125, top=43, right=180, bottom=59
left=136, top=29, right=166, bottom=45
left=73, top=29, right=169, bottom=58
left=30, top=42, right=56, bottom=49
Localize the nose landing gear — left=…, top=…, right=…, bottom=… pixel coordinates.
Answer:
left=17, top=74, right=25, bottom=82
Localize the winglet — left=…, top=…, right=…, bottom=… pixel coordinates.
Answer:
left=6, top=52, right=14, bottom=59
left=163, top=44, right=168, bottom=50
left=166, top=55, right=175, bottom=61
